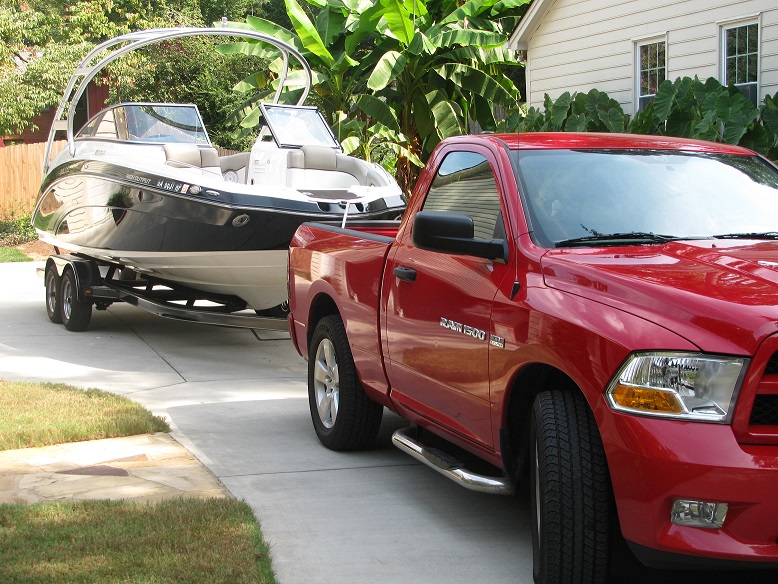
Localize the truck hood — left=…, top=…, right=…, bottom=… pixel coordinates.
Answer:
left=541, top=239, right=778, bottom=355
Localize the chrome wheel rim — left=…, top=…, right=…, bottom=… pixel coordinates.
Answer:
left=46, top=272, right=57, bottom=315
left=313, top=338, right=339, bottom=429
left=62, top=277, right=73, bottom=320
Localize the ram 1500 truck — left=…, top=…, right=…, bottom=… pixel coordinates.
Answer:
left=288, top=132, right=778, bottom=583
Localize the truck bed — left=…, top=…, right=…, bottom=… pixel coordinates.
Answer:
left=288, top=220, right=398, bottom=401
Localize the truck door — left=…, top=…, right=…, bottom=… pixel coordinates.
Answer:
left=383, top=147, right=513, bottom=449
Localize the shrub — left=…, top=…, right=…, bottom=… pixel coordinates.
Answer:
left=514, top=76, right=778, bottom=162
left=0, top=212, right=37, bottom=246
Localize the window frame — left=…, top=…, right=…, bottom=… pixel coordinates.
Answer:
left=634, top=34, right=668, bottom=114
left=719, top=16, right=761, bottom=105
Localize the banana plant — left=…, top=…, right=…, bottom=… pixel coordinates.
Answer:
left=222, top=0, right=528, bottom=194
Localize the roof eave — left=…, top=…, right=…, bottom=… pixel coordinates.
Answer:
left=506, top=0, right=554, bottom=50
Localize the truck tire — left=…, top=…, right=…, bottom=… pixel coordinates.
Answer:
left=60, top=267, right=92, bottom=332
left=308, top=314, right=383, bottom=450
left=530, top=390, right=611, bottom=584
left=44, top=263, right=63, bottom=324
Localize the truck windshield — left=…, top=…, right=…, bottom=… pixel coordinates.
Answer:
left=516, top=149, right=778, bottom=248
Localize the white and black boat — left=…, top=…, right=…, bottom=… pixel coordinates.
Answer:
left=32, top=27, right=405, bottom=328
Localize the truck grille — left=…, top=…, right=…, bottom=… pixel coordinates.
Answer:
left=737, top=346, right=778, bottom=442
left=750, top=395, right=778, bottom=425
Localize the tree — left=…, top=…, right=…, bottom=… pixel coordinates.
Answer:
left=224, top=0, right=529, bottom=193
left=0, top=0, right=259, bottom=141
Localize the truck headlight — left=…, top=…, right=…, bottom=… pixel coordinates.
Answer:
left=605, top=352, right=747, bottom=423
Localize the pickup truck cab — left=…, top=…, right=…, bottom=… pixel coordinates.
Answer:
left=288, top=132, right=778, bottom=583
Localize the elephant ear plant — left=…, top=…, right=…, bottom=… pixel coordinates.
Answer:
left=221, top=0, right=529, bottom=195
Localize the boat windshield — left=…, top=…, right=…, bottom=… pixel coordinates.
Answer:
left=77, top=104, right=210, bottom=145
left=260, top=104, right=340, bottom=149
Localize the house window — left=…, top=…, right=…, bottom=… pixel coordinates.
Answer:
left=722, top=21, right=759, bottom=105
left=637, top=40, right=666, bottom=112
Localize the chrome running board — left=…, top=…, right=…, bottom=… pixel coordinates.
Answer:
left=392, top=428, right=515, bottom=495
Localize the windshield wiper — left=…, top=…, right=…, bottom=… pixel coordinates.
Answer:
left=555, top=232, right=683, bottom=248
left=711, top=232, right=778, bottom=240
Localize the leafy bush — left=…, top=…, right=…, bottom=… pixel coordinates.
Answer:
left=0, top=212, right=37, bottom=246
left=515, top=77, right=778, bottom=162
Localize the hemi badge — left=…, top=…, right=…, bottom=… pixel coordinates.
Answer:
left=490, top=334, right=505, bottom=349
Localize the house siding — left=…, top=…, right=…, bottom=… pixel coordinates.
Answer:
left=522, top=0, right=778, bottom=114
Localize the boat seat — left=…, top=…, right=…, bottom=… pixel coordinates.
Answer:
left=219, top=152, right=251, bottom=183
left=164, top=144, right=221, bottom=176
left=287, top=145, right=360, bottom=188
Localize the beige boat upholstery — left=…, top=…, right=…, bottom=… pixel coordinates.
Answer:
left=286, top=145, right=384, bottom=188
left=163, top=143, right=221, bottom=175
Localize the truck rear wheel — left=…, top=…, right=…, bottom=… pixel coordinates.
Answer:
left=530, top=390, right=611, bottom=584
left=60, top=267, right=92, bottom=332
left=45, top=263, right=63, bottom=324
left=308, top=314, right=383, bottom=450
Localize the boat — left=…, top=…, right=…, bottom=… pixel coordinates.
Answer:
left=32, top=26, right=405, bottom=320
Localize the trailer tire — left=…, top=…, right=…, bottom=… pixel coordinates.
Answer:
left=530, top=390, right=611, bottom=584
left=308, top=314, right=383, bottom=450
left=45, top=263, right=63, bottom=324
left=60, top=267, right=92, bottom=332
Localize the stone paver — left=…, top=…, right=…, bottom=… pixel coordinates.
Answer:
left=0, top=433, right=228, bottom=504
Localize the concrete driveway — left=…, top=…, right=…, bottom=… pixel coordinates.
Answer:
left=1, top=261, right=774, bottom=583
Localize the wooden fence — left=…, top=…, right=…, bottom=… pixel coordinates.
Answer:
left=0, top=141, right=240, bottom=219
left=0, top=141, right=66, bottom=218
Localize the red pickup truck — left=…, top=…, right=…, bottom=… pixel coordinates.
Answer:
left=288, top=132, right=778, bottom=582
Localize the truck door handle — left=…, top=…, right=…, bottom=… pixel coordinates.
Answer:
left=394, top=266, right=417, bottom=282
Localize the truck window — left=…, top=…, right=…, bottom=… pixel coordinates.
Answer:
left=422, top=151, right=505, bottom=240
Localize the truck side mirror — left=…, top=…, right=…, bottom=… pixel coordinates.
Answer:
left=412, top=211, right=508, bottom=262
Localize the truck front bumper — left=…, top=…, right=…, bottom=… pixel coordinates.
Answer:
left=599, top=407, right=778, bottom=566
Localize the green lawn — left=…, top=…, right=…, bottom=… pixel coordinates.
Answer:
left=0, top=498, right=275, bottom=583
left=0, top=380, right=276, bottom=583
left=0, top=247, right=31, bottom=263
left=0, top=380, right=170, bottom=451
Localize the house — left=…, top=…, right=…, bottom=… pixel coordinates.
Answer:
left=508, top=0, right=778, bottom=115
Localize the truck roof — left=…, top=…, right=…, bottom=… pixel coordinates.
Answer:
left=465, top=132, right=757, bottom=156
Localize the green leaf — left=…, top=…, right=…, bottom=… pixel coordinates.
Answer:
left=438, top=63, right=518, bottom=109
left=602, top=107, right=626, bottom=133
left=316, top=7, right=347, bottom=46
left=408, top=31, right=437, bottom=55
left=368, top=51, right=407, bottom=91
left=651, top=79, right=677, bottom=123
left=378, top=0, right=415, bottom=46
left=762, top=106, right=778, bottom=145
left=548, top=91, right=572, bottom=129
left=354, top=93, right=400, bottom=131
left=564, top=113, right=587, bottom=132
left=430, top=28, right=506, bottom=50
left=245, top=16, right=296, bottom=45
left=285, top=0, right=335, bottom=67
left=385, top=142, right=424, bottom=167
left=426, top=89, right=464, bottom=138
left=341, top=135, right=361, bottom=154
left=440, top=0, right=498, bottom=26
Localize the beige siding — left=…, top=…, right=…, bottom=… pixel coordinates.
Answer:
left=524, top=0, right=778, bottom=114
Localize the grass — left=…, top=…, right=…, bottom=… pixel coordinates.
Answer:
left=0, top=380, right=170, bottom=451
left=0, top=379, right=277, bottom=582
left=0, top=247, right=31, bottom=263
left=0, top=498, right=276, bottom=583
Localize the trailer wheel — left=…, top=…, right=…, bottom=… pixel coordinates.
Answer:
left=60, top=268, right=92, bottom=331
left=308, top=314, right=383, bottom=450
left=44, top=263, right=63, bottom=324
left=530, top=390, right=611, bottom=584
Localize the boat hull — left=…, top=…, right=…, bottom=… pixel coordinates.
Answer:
left=33, top=162, right=404, bottom=309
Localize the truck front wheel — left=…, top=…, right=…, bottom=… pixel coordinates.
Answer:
left=530, top=390, right=611, bottom=584
left=308, top=314, right=383, bottom=450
